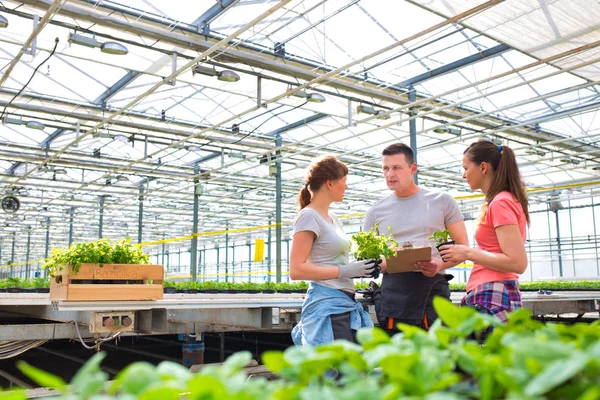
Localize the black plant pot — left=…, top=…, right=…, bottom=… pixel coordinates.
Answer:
left=36, top=288, right=50, bottom=293
left=261, top=289, right=275, bottom=294
left=436, top=240, right=455, bottom=262
left=164, top=287, right=177, bottom=294
left=6, top=288, right=19, bottom=293
left=183, top=289, right=198, bottom=294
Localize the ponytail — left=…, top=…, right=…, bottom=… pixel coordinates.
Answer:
left=298, top=184, right=311, bottom=209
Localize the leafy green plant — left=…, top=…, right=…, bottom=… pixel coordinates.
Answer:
left=43, top=238, right=150, bottom=277
left=15, top=298, right=600, bottom=399
left=427, top=229, right=452, bottom=247
left=350, top=222, right=398, bottom=260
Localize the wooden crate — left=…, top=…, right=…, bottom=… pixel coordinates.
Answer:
left=50, top=264, right=164, bottom=301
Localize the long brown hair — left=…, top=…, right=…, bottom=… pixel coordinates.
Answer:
left=298, top=155, right=348, bottom=209
left=464, top=140, right=530, bottom=224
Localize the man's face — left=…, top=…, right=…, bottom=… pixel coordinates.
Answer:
left=382, top=153, right=416, bottom=192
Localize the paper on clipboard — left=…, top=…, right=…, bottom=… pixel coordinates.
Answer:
left=386, top=247, right=432, bottom=273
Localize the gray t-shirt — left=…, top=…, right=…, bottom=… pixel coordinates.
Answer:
left=363, top=188, right=463, bottom=259
left=293, top=207, right=353, bottom=291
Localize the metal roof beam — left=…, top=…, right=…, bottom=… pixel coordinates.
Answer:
left=39, top=70, right=141, bottom=150
left=396, top=44, right=509, bottom=88
left=193, top=0, right=241, bottom=33
left=266, top=113, right=328, bottom=137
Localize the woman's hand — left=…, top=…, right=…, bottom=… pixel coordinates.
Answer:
left=438, top=244, right=470, bottom=265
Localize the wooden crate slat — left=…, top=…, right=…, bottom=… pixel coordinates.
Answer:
left=62, top=284, right=163, bottom=301
left=50, top=264, right=164, bottom=301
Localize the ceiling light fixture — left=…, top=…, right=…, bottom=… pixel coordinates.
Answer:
left=433, top=126, right=449, bottom=134
left=307, top=93, right=326, bottom=103
left=193, top=64, right=240, bottom=82
left=292, top=89, right=309, bottom=99
left=0, top=15, right=8, bottom=28
left=93, top=131, right=113, bottom=139
left=26, top=120, right=45, bottom=130
left=116, top=175, right=129, bottom=182
left=100, top=42, right=128, bottom=55
left=525, top=149, right=546, bottom=157
left=356, top=104, right=377, bottom=115
left=217, top=70, right=240, bottom=82
left=68, top=32, right=128, bottom=55
left=186, top=145, right=202, bottom=151
left=53, top=168, right=67, bottom=175
left=375, top=110, right=390, bottom=120
left=3, top=115, right=45, bottom=130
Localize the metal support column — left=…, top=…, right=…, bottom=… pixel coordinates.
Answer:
left=98, top=195, right=105, bottom=239
left=554, top=210, right=563, bottom=277
left=191, top=165, right=200, bottom=282
left=225, top=222, right=229, bottom=283
left=267, top=216, right=272, bottom=282
left=68, top=207, right=74, bottom=246
left=162, top=234, right=166, bottom=266
left=138, top=185, right=144, bottom=244
left=25, top=227, right=31, bottom=279
left=275, top=135, right=283, bottom=283
left=592, top=192, right=599, bottom=275
left=219, top=332, right=225, bottom=362
left=408, top=86, right=418, bottom=184
left=231, top=244, right=235, bottom=283
left=248, top=244, right=252, bottom=281
left=10, top=232, right=15, bottom=277
left=44, top=217, right=50, bottom=278
left=216, top=247, right=220, bottom=282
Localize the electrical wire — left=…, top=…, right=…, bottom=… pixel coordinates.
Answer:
left=0, top=37, right=60, bottom=121
left=71, top=320, right=122, bottom=350
left=0, top=340, right=47, bottom=359
left=230, top=100, right=309, bottom=145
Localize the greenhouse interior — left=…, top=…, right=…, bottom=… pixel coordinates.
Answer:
left=0, top=0, right=599, bottom=398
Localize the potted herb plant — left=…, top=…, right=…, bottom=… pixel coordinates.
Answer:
left=350, top=222, right=398, bottom=278
left=427, top=229, right=454, bottom=261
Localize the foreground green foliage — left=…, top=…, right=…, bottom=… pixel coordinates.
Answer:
left=351, top=222, right=399, bottom=261
left=42, top=238, right=150, bottom=277
left=9, top=299, right=600, bottom=399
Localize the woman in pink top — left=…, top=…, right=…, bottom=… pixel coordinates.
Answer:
left=439, top=140, right=530, bottom=322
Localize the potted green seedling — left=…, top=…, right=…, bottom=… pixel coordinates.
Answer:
left=427, top=229, right=454, bottom=261
left=350, top=223, right=398, bottom=279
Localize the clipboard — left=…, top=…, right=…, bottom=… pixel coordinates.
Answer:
left=386, top=247, right=432, bottom=273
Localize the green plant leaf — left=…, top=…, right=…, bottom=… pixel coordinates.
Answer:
left=262, top=351, right=291, bottom=373
left=525, top=354, right=589, bottom=396
left=433, top=296, right=475, bottom=329
left=110, top=362, right=158, bottom=395
left=356, top=326, right=391, bottom=349
left=17, top=361, right=68, bottom=392
left=0, top=390, right=27, bottom=400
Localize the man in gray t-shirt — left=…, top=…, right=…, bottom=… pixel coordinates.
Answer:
left=364, top=143, right=468, bottom=332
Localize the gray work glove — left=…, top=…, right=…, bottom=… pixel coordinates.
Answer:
left=338, top=259, right=379, bottom=279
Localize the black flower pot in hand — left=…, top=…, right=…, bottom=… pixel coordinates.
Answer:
left=436, top=241, right=455, bottom=262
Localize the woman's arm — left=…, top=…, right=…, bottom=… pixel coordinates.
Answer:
left=440, top=224, right=527, bottom=274
left=289, top=231, right=341, bottom=280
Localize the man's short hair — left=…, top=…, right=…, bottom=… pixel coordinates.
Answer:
left=382, top=143, right=415, bottom=165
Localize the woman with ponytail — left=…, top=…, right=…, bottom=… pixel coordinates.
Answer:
left=290, top=155, right=377, bottom=346
left=438, top=141, right=530, bottom=322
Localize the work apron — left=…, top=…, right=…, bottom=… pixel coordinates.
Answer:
left=373, top=271, right=452, bottom=332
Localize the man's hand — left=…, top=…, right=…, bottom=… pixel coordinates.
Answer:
left=415, top=258, right=444, bottom=277
left=379, top=257, right=388, bottom=274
